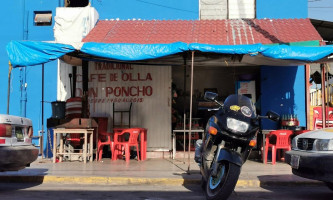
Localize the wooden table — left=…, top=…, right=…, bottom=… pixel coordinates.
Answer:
left=48, top=118, right=98, bottom=161
left=53, top=128, right=94, bottom=163
left=113, top=128, right=147, bottom=160
left=172, top=129, right=204, bottom=160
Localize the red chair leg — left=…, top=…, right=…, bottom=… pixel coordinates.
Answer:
left=125, top=144, right=130, bottom=162
left=277, top=149, right=281, bottom=161
left=98, top=145, right=103, bottom=161
left=136, top=145, right=140, bottom=161
left=272, top=145, right=276, bottom=165
left=97, top=141, right=103, bottom=161
left=111, top=144, right=117, bottom=160
left=109, top=142, right=114, bottom=160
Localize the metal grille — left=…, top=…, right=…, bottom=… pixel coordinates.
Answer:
left=297, top=138, right=315, bottom=150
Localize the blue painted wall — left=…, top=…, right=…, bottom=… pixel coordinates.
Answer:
left=0, top=0, right=60, bottom=156
left=91, top=0, right=199, bottom=20
left=256, top=0, right=308, bottom=19
left=256, top=0, right=309, bottom=129
left=261, top=66, right=306, bottom=129
left=0, top=0, right=310, bottom=155
left=0, top=0, right=199, bottom=157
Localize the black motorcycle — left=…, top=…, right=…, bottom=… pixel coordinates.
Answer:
left=195, top=92, right=279, bottom=200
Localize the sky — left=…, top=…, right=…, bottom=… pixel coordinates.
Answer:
left=308, top=0, right=333, bottom=21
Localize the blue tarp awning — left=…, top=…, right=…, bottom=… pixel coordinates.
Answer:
left=6, top=41, right=76, bottom=67
left=6, top=40, right=333, bottom=67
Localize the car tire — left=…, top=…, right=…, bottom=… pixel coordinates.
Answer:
left=325, top=182, right=333, bottom=191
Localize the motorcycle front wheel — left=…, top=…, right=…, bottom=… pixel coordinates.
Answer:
left=325, top=182, right=333, bottom=191
left=205, top=161, right=240, bottom=200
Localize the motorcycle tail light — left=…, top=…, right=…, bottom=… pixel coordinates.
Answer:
left=249, top=139, right=256, bottom=147
left=208, top=126, right=218, bottom=135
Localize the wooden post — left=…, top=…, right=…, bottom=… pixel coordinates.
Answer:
left=7, top=61, right=13, bottom=114
left=321, top=64, right=326, bottom=128
left=188, top=51, right=194, bottom=173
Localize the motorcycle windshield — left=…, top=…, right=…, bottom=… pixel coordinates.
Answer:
left=223, top=94, right=256, bottom=118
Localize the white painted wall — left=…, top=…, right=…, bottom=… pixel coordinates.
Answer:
left=200, top=0, right=228, bottom=19
left=58, top=61, right=172, bottom=151
left=200, top=0, right=255, bottom=19
left=229, top=0, right=255, bottom=19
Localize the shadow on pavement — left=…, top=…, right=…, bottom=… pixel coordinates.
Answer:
left=257, top=174, right=324, bottom=187
left=0, top=168, right=48, bottom=187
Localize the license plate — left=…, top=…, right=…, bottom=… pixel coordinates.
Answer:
left=290, top=155, right=300, bottom=169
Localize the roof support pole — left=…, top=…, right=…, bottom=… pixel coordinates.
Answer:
left=188, top=51, right=194, bottom=173
left=183, top=55, right=187, bottom=115
left=41, top=63, right=45, bottom=158
left=305, top=64, right=311, bottom=129
left=82, top=61, right=89, bottom=93
left=321, top=63, right=326, bottom=128
left=7, top=62, right=13, bottom=114
left=72, top=66, right=77, bottom=97
left=325, top=63, right=330, bottom=126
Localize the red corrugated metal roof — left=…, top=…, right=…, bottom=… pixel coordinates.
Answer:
left=83, top=18, right=323, bottom=45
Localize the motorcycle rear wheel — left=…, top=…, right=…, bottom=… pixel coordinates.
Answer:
left=205, top=161, right=240, bottom=200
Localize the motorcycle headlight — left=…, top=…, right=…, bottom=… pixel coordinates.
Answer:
left=314, top=139, right=333, bottom=151
left=227, top=117, right=249, bottom=133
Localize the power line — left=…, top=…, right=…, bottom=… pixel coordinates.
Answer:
left=135, top=0, right=197, bottom=14
left=309, top=6, right=333, bottom=8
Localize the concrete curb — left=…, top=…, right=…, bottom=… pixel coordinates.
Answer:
left=0, top=175, right=324, bottom=187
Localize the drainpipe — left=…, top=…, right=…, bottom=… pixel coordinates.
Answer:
left=20, top=67, right=27, bottom=117
left=305, top=64, right=311, bottom=129
left=58, top=0, right=64, bottom=7
left=20, top=0, right=28, bottom=117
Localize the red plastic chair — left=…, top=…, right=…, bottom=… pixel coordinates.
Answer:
left=112, top=128, right=141, bottom=162
left=263, top=130, right=293, bottom=165
left=313, top=106, right=333, bottom=129
left=96, top=117, right=114, bottom=161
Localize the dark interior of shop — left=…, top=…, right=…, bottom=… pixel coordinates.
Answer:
left=66, top=0, right=89, bottom=7
left=171, top=65, right=261, bottom=132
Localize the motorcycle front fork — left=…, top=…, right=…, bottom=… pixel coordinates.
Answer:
left=211, top=141, right=225, bottom=177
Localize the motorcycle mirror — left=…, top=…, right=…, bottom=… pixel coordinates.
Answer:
left=266, top=111, right=280, bottom=121
left=204, top=92, right=218, bottom=101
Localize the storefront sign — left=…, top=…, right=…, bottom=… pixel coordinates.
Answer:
left=76, top=62, right=154, bottom=103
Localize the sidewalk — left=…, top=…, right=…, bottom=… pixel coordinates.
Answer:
left=0, top=157, right=323, bottom=187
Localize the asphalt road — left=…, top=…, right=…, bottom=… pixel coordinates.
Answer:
left=0, top=183, right=332, bottom=200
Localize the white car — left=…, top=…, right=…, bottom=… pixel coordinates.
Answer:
left=0, top=114, right=39, bottom=171
left=285, top=128, right=333, bottom=190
